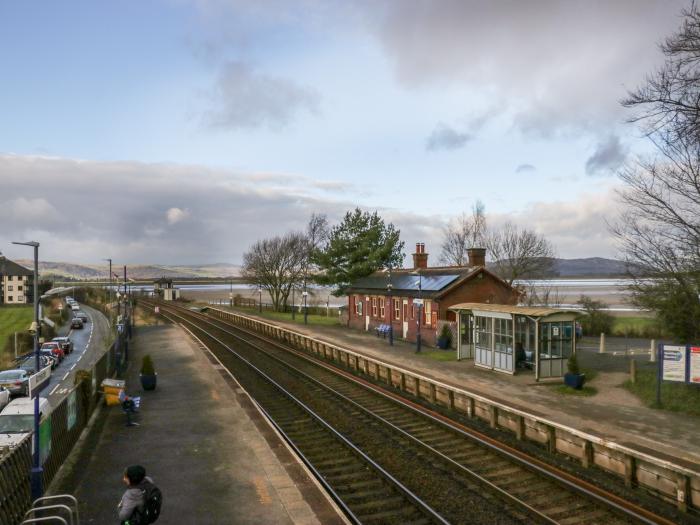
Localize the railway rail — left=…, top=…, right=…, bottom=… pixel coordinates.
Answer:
left=141, top=299, right=689, bottom=525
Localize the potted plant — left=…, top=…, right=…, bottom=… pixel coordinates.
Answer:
left=564, top=352, right=585, bottom=390
left=140, top=354, right=157, bottom=391
left=437, top=324, right=452, bottom=350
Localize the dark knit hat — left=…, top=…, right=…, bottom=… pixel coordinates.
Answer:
left=124, top=465, right=146, bottom=485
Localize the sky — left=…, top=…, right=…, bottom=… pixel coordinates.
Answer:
left=0, top=0, right=690, bottom=265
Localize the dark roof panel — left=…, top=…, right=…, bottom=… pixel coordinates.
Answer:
left=0, top=257, right=32, bottom=277
left=351, top=273, right=460, bottom=292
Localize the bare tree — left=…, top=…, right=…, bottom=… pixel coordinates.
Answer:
left=307, top=213, right=330, bottom=252
left=485, top=222, right=556, bottom=285
left=241, top=232, right=308, bottom=311
left=440, top=200, right=486, bottom=265
left=614, top=3, right=700, bottom=341
left=519, top=283, right=561, bottom=307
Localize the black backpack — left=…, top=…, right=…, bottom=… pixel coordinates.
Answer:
left=130, top=481, right=163, bottom=524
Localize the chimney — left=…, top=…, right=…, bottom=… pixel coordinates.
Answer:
left=467, top=248, right=486, bottom=267
left=412, top=242, right=429, bottom=269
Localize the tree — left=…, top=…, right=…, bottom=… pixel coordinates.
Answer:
left=241, top=232, right=307, bottom=311
left=485, top=222, right=556, bottom=285
left=577, top=295, right=614, bottom=336
left=615, top=3, right=700, bottom=342
left=313, top=208, right=404, bottom=295
left=440, top=200, right=486, bottom=265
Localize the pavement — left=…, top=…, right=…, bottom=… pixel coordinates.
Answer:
left=223, top=310, right=700, bottom=468
left=49, top=322, right=347, bottom=524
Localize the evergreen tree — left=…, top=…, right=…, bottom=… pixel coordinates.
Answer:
left=313, top=208, right=404, bottom=295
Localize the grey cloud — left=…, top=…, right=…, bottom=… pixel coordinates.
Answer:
left=515, top=164, right=536, bottom=173
left=203, top=61, right=320, bottom=130
left=372, top=0, right=687, bottom=136
left=585, top=135, right=627, bottom=176
left=426, top=123, right=472, bottom=151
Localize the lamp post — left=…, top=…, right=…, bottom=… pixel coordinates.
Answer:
left=229, top=278, right=233, bottom=308
left=292, top=286, right=296, bottom=320
left=302, top=288, right=308, bottom=324
left=103, top=258, right=112, bottom=325
left=12, top=240, right=42, bottom=499
left=386, top=267, right=393, bottom=346
left=258, top=286, right=262, bottom=313
left=411, top=271, right=422, bottom=353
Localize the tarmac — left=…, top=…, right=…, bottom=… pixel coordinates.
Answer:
left=49, top=322, right=347, bottom=524
left=225, top=310, right=700, bottom=468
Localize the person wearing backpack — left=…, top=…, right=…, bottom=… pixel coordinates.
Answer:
left=118, top=465, right=162, bottom=524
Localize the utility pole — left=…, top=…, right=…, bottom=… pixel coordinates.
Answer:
left=103, top=258, right=112, bottom=325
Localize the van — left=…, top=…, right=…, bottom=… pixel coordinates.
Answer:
left=0, top=397, right=51, bottom=451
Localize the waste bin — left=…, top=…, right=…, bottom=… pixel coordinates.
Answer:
left=101, top=378, right=125, bottom=406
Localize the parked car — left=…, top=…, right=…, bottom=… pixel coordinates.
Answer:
left=40, top=341, right=65, bottom=362
left=0, top=388, right=9, bottom=412
left=71, top=317, right=84, bottom=329
left=52, top=336, right=73, bottom=354
left=74, top=311, right=89, bottom=324
left=0, top=397, right=50, bottom=451
left=17, top=356, right=52, bottom=375
left=71, top=303, right=80, bottom=311
left=0, top=370, right=30, bottom=397
left=38, top=350, right=59, bottom=369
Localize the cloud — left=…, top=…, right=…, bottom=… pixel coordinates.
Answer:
left=585, top=135, right=628, bottom=176
left=515, top=164, right=536, bottom=173
left=370, top=0, right=686, bottom=136
left=203, top=61, right=320, bottom=130
left=426, top=123, right=472, bottom=151
left=166, top=207, right=190, bottom=225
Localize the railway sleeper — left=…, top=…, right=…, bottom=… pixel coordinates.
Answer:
left=350, top=496, right=406, bottom=512
left=332, top=478, right=386, bottom=493
left=339, top=488, right=396, bottom=502
left=324, top=471, right=377, bottom=484
left=358, top=505, right=427, bottom=524
left=557, top=509, right=618, bottom=525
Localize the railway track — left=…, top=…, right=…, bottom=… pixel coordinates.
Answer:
left=142, top=300, right=686, bottom=525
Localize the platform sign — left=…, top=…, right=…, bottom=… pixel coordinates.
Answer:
left=690, top=347, right=700, bottom=384
left=29, top=365, right=52, bottom=398
left=67, top=390, right=77, bottom=430
left=662, top=345, right=687, bottom=382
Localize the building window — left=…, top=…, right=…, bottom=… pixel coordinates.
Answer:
left=17, top=295, right=23, bottom=302
left=411, top=303, right=416, bottom=320
left=7, top=285, right=12, bottom=291
left=372, top=297, right=377, bottom=317
left=394, top=299, right=400, bottom=320
left=17, top=285, right=22, bottom=291
left=7, top=296, right=12, bottom=302
left=379, top=298, right=385, bottom=318
left=424, top=301, right=432, bottom=326
left=356, top=300, right=362, bottom=316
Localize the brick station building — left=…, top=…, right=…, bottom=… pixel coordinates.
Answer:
left=346, top=243, right=519, bottom=346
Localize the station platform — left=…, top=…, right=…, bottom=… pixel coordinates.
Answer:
left=49, top=323, right=347, bottom=524
left=223, top=309, right=700, bottom=468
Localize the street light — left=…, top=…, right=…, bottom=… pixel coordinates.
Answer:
left=12, top=240, right=42, bottom=499
left=258, top=286, right=263, bottom=313
left=411, top=270, right=422, bottom=353
left=302, top=289, right=309, bottom=324
left=102, top=258, right=112, bottom=325
left=229, top=278, right=233, bottom=308
left=292, top=285, right=296, bottom=320
left=385, top=267, right=393, bottom=346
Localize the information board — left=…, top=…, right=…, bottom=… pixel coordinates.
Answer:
left=29, top=365, right=52, bottom=398
left=662, top=345, right=687, bottom=382
left=690, top=346, right=700, bottom=384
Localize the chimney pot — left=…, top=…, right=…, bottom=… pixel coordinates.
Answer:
left=413, top=242, right=429, bottom=269
left=467, top=248, right=486, bottom=267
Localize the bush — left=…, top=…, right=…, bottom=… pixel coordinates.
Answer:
left=577, top=295, right=614, bottom=335
left=140, top=354, right=155, bottom=375
left=567, top=352, right=580, bottom=375
left=439, top=324, right=453, bottom=347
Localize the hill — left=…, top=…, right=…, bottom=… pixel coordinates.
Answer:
left=549, top=257, right=637, bottom=277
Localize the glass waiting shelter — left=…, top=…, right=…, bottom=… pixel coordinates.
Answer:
left=449, top=303, right=580, bottom=380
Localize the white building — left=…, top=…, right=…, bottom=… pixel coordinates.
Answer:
left=0, top=255, right=33, bottom=305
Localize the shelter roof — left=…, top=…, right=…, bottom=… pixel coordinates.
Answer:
left=448, top=302, right=580, bottom=319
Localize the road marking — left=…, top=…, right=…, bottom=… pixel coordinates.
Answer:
left=62, top=372, right=69, bottom=381
left=49, top=384, right=60, bottom=395
left=70, top=364, right=76, bottom=370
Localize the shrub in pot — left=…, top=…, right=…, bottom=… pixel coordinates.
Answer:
left=564, top=352, right=585, bottom=390
left=437, top=324, right=452, bottom=350
left=140, top=354, right=157, bottom=391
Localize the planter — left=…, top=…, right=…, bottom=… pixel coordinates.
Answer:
left=436, top=337, right=451, bottom=350
left=140, top=373, right=157, bottom=391
left=564, top=372, right=586, bottom=390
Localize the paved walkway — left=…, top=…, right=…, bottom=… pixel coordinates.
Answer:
left=224, top=310, right=700, bottom=468
left=50, top=324, right=346, bottom=524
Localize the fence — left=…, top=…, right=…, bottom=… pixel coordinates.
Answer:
left=206, top=299, right=342, bottom=318
left=206, top=306, right=699, bottom=513
left=0, top=321, right=128, bottom=525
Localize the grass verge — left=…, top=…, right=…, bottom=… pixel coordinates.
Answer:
left=219, top=305, right=341, bottom=327
left=0, top=306, right=34, bottom=369
left=623, top=369, right=700, bottom=416
left=416, top=350, right=457, bottom=362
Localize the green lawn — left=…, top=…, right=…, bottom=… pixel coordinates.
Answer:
left=611, top=316, right=664, bottom=338
left=0, top=306, right=34, bottom=367
left=225, top=305, right=342, bottom=327
left=549, top=384, right=599, bottom=397
left=624, top=369, right=700, bottom=416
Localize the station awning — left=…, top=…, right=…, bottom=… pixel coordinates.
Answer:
left=448, top=302, right=580, bottom=320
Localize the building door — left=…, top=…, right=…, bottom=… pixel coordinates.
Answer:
left=402, top=300, right=408, bottom=338
left=365, top=297, right=370, bottom=330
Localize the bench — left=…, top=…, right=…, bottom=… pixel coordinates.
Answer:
left=375, top=324, right=391, bottom=338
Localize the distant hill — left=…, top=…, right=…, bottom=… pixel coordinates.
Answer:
left=549, top=257, right=638, bottom=277
left=15, top=260, right=241, bottom=281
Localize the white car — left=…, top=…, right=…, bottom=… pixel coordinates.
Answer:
left=71, top=303, right=80, bottom=311
left=0, top=397, right=50, bottom=450
left=0, top=388, right=9, bottom=412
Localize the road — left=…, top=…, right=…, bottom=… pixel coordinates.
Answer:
left=43, top=303, right=111, bottom=405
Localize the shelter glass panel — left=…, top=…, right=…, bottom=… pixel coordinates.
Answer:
left=538, top=321, right=574, bottom=378
left=494, top=317, right=513, bottom=372
left=474, top=315, right=493, bottom=368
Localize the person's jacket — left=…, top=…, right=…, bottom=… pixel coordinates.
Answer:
left=118, top=476, right=153, bottom=521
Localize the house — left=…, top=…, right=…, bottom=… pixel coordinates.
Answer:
left=0, top=255, right=33, bottom=305
left=346, top=243, right=519, bottom=346
left=153, top=277, right=180, bottom=301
